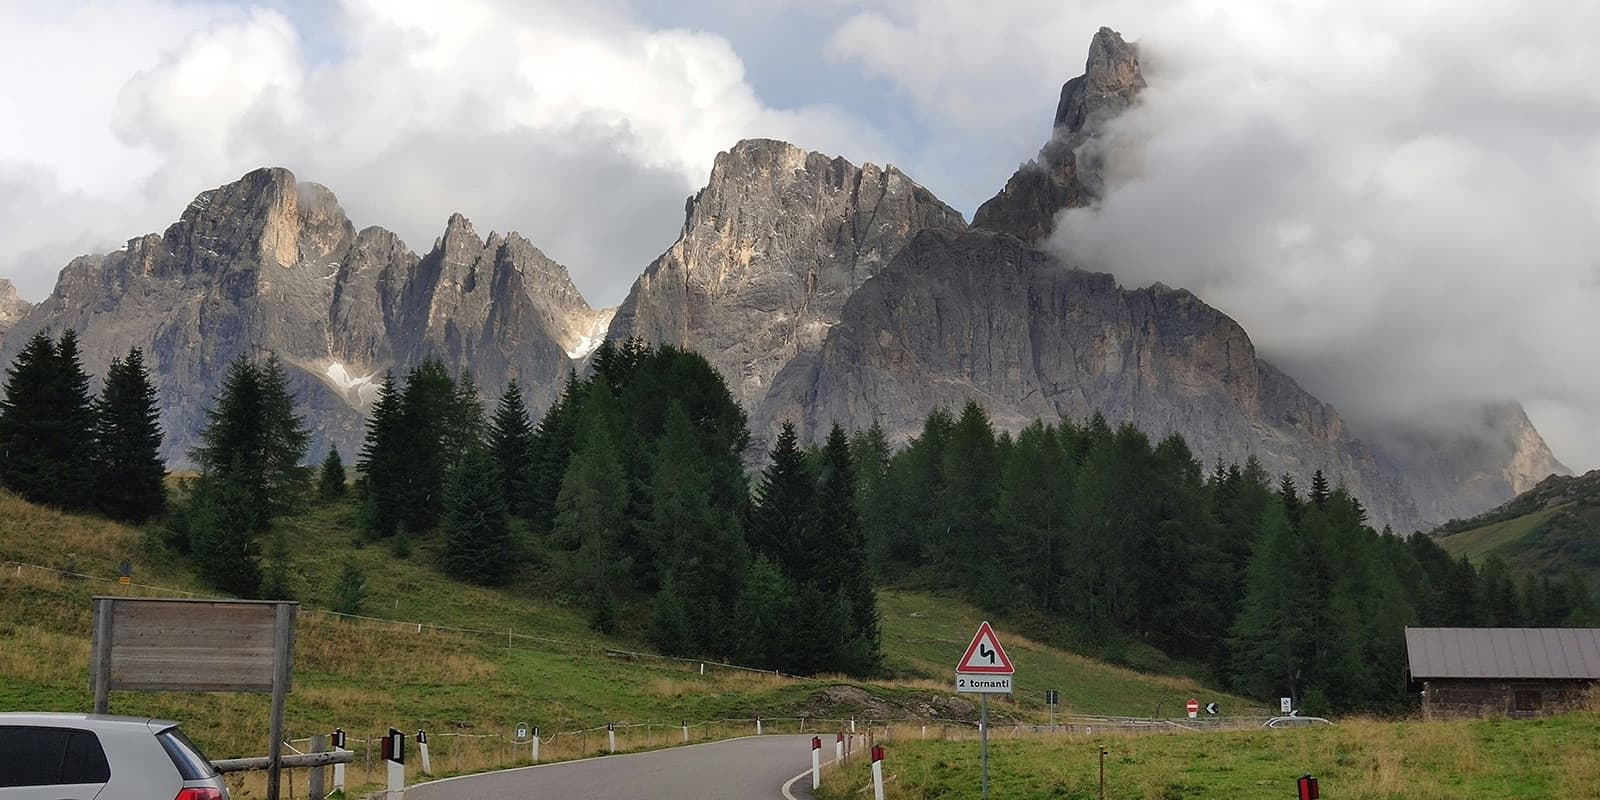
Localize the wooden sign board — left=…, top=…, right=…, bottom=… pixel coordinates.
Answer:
left=90, top=597, right=298, bottom=800
left=90, top=598, right=295, bottom=693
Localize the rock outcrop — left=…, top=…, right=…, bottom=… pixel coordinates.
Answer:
left=607, top=139, right=966, bottom=408
left=756, top=227, right=1421, bottom=529
left=972, top=26, right=1143, bottom=242
left=0, top=279, right=31, bottom=345
left=0, top=168, right=599, bottom=464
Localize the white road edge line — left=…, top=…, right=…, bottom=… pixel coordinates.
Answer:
left=406, top=734, right=777, bottom=794
left=781, top=756, right=838, bottom=800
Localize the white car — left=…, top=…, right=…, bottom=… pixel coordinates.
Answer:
left=1262, top=715, right=1334, bottom=728
left=0, top=713, right=229, bottom=800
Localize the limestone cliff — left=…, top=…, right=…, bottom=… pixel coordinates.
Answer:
left=0, top=168, right=597, bottom=464
left=606, top=139, right=966, bottom=408
left=0, top=279, right=31, bottom=345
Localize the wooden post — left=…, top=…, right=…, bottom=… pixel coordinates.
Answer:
left=308, top=735, right=325, bottom=799
left=267, top=602, right=295, bottom=800
left=91, top=598, right=113, bottom=714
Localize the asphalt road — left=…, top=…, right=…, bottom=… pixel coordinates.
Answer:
left=404, top=734, right=829, bottom=800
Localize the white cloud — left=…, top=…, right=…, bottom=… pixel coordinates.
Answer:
left=0, top=0, right=893, bottom=305
left=825, top=1, right=1600, bottom=469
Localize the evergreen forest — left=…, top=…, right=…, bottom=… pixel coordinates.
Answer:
left=2, top=333, right=1596, bottom=707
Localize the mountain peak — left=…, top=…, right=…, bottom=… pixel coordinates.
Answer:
left=0, top=278, right=32, bottom=344
left=973, top=25, right=1144, bottom=243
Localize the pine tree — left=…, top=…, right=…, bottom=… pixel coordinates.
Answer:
left=440, top=442, right=517, bottom=585
left=554, top=416, right=631, bottom=630
left=51, top=329, right=97, bottom=509
left=749, top=424, right=816, bottom=579
left=331, top=560, right=367, bottom=617
left=1309, top=469, right=1331, bottom=506
left=644, top=404, right=746, bottom=656
left=1230, top=500, right=1314, bottom=703
left=357, top=372, right=403, bottom=537
left=188, top=464, right=266, bottom=597
left=489, top=380, right=535, bottom=514
left=91, top=347, right=167, bottom=523
left=318, top=447, right=347, bottom=501
left=0, top=331, right=57, bottom=504
left=255, top=354, right=312, bottom=516
left=188, top=354, right=310, bottom=597
left=816, top=423, right=881, bottom=675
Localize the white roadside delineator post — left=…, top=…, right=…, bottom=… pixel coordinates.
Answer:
left=383, top=728, right=405, bottom=798
left=417, top=729, right=431, bottom=775
left=608, top=723, right=617, bottom=753
left=835, top=732, right=845, bottom=762
left=811, top=736, right=822, bottom=791
left=756, top=717, right=763, bottom=736
left=871, top=745, right=886, bottom=800
left=331, top=729, right=347, bottom=793
left=532, top=727, right=540, bottom=763
left=682, top=720, right=689, bottom=744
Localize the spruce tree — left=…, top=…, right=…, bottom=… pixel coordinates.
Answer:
left=188, top=463, right=266, bottom=597
left=394, top=359, right=458, bottom=533
left=440, top=442, right=516, bottom=585
left=645, top=404, right=746, bottom=657
left=261, top=528, right=294, bottom=600
left=489, top=380, right=535, bottom=513
left=817, top=424, right=881, bottom=676
left=331, top=559, right=367, bottom=617
left=554, top=416, right=631, bottom=630
left=357, top=372, right=403, bottom=537
left=318, top=447, right=347, bottom=500
left=1309, top=469, right=1331, bottom=506
left=0, top=331, right=57, bottom=503
left=1230, top=500, right=1314, bottom=703
left=92, top=347, right=167, bottom=523
left=749, top=423, right=816, bottom=577
left=51, top=329, right=97, bottom=509
left=256, top=354, right=312, bottom=515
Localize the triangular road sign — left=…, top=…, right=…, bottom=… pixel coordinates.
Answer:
left=956, top=621, right=1015, bottom=674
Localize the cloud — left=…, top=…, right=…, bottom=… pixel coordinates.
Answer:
left=0, top=0, right=894, bottom=306
left=826, top=0, right=1600, bottom=470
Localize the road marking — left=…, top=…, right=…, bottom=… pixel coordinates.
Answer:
left=782, top=755, right=838, bottom=800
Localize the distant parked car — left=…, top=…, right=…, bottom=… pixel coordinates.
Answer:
left=0, top=713, right=228, bottom=800
left=1263, top=715, right=1334, bottom=728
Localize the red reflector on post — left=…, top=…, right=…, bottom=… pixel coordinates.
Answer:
left=813, top=736, right=822, bottom=750
left=1298, top=774, right=1319, bottom=800
left=837, top=732, right=845, bottom=742
left=871, top=745, right=885, bottom=763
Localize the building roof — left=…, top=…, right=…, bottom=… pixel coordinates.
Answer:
left=1405, top=627, right=1600, bottom=680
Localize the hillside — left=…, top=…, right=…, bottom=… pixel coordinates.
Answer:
left=1435, top=470, right=1600, bottom=590
left=0, top=490, right=1258, bottom=793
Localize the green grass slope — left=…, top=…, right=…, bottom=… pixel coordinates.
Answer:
left=1435, top=470, right=1600, bottom=590
left=819, top=711, right=1600, bottom=800
left=1, top=490, right=1256, bottom=790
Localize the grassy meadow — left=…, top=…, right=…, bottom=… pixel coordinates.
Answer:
left=0, top=489, right=1263, bottom=796
left=820, top=710, right=1600, bottom=800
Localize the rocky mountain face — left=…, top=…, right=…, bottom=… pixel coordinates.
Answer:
left=755, top=227, right=1421, bottom=529
left=972, top=26, right=1143, bottom=243
left=0, top=279, right=31, bottom=345
left=606, top=139, right=966, bottom=409
left=0, top=167, right=599, bottom=464
left=4, top=27, right=1566, bottom=533
left=1373, top=403, right=1571, bottom=527
left=749, top=27, right=1564, bottom=532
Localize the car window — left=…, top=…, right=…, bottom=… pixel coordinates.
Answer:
left=0, top=726, right=109, bottom=787
left=157, top=727, right=219, bottom=780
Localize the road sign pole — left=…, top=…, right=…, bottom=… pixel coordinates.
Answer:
left=980, top=693, right=990, bottom=800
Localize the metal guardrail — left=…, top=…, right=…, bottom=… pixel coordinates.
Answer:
left=213, top=750, right=353, bottom=773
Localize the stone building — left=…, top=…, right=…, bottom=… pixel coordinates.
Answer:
left=1406, top=627, right=1600, bottom=718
